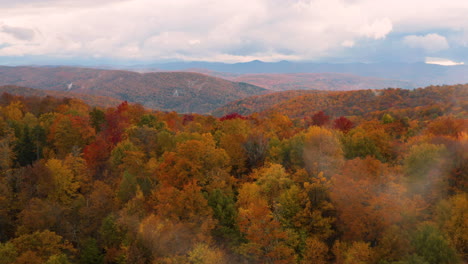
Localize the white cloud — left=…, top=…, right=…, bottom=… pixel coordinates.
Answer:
left=0, top=0, right=467, bottom=62
left=189, top=39, right=201, bottom=45
left=341, top=40, right=355, bottom=47
left=403, top=33, right=449, bottom=52
left=425, top=57, right=464, bottom=66
left=358, top=18, right=393, bottom=39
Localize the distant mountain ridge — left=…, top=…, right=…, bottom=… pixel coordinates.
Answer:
left=0, top=66, right=268, bottom=113
left=134, top=60, right=468, bottom=87
left=186, top=71, right=415, bottom=91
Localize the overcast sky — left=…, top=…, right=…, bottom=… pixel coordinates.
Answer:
left=1, top=0, right=468, bottom=65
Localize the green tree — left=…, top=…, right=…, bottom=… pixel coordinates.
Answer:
left=382, top=113, right=395, bottom=124
left=46, top=254, right=71, bottom=264
left=98, top=214, right=125, bottom=250
left=89, top=108, right=105, bottom=133
left=206, top=189, right=242, bottom=245
left=14, top=126, right=36, bottom=166
left=79, top=238, right=103, bottom=264
left=411, top=224, right=460, bottom=264
left=117, top=171, right=138, bottom=203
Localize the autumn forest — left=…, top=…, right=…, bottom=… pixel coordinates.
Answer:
left=0, top=84, right=466, bottom=264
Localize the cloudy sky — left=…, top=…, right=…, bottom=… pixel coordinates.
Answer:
left=1, top=0, right=468, bottom=65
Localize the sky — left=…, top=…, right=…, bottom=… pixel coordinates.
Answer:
left=1, top=0, right=468, bottom=65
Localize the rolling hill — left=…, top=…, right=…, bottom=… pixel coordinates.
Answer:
left=0, top=85, right=122, bottom=108
left=0, top=66, right=268, bottom=113
left=213, top=84, right=468, bottom=120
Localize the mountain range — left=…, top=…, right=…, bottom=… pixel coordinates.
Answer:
left=133, top=60, right=468, bottom=87
left=188, top=70, right=414, bottom=91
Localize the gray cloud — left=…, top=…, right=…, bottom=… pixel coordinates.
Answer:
left=1, top=25, right=35, bottom=40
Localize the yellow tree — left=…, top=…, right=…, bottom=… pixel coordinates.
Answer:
left=1, top=230, right=74, bottom=264
left=301, top=236, right=328, bottom=264
left=262, top=112, right=296, bottom=139
left=3, top=100, right=24, bottom=121
left=157, top=134, right=230, bottom=189
left=252, top=163, right=293, bottom=206
left=187, top=243, right=227, bottom=264
left=45, top=159, right=80, bottom=205
left=292, top=176, right=336, bottom=241
left=303, top=126, right=344, bottom=178
left=216, top=118, right=251, bottom=177
left=48, top=114, right=95, bottom=157
left=333, top=240, right=374, bottom=264
left=436, top=193, right=468, bottom=259
left=237, top=182, right=296, bottom=263
left=55, top=98, right=90, bottom=116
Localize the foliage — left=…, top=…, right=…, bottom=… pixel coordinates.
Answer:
left=0, top=86, right=465, bottom=263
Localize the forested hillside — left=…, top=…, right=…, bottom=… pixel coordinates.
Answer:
left=214, top=85, right=468, bottom=120
left=0, top=85, right=466, bottom=263
left=0, top=85, right=122, bottom=108
left=0, top=66, right=267, bottom=113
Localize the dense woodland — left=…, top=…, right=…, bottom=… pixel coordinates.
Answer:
left=213, top=85, right=467, bottom=120
left=0, top=86, right=466, bottom=264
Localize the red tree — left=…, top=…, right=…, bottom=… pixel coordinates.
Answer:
left=220, top=113, right=247, bottom=121
left=333, top=116, right=354, bottom=133
left=103, top=101, right=130, bottom=145
left=311, top=111, right=330, bottom=127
